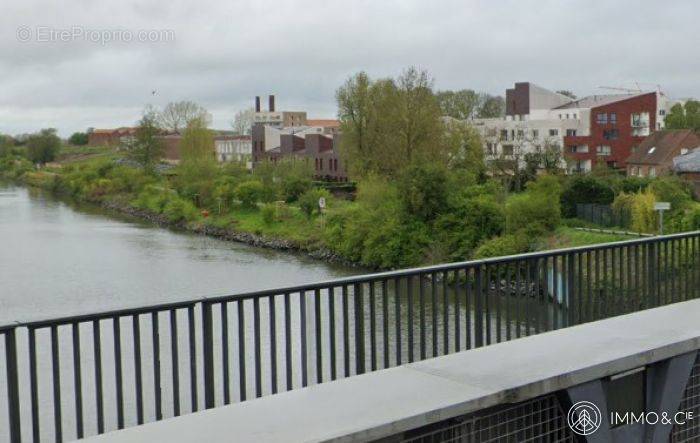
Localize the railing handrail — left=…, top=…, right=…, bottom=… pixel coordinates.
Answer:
left=2, top=230, right=698, bottom=331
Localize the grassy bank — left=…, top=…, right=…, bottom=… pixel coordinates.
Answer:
left=1, top=147, right=663, bottom=270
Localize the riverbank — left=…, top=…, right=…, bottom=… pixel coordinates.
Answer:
left=98, top=198, right=353, bottom=265
left=1, top=152, right=648, bottom=271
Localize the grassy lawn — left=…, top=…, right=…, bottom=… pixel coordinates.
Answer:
left=543, top=226, right=642, bottom=250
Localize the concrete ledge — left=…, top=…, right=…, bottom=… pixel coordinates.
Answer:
left=85, top=299, right=700, bottom=443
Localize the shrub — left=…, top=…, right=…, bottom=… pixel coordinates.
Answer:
left=163, top=197, right=199, bottom=223
left=298, top=188, right=331, bottom=218
left=631, top=190, right=657, bottom=233
left=682, top=206, right=700, bottom=230
left=234, top=181, right=265, bottom=208
left=473, top=234, right=529, bottom=259
left=648, top=176, right=693, bottom=214
left=611, top=192, right=635, bottom=228
left=433, top=194, right=505, bottom=261
left=506, top=176, right=561, bottom=233
left=26, top=129, right=61, bottom=164
left=398, top=164, right=449, bottom=222
left=560, top=175, right=614, bottom=217
left=261, top=203, right=276, bottom=225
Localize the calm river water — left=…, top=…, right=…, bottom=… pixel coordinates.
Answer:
left=0, top=183, right=357, bottom=325
left=0, top=183, right=555, bottom=442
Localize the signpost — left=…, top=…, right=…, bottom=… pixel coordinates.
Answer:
left=654, top=202, right=671, bottom=235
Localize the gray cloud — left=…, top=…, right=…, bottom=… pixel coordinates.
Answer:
left=0, top=0, right=698, bottom=136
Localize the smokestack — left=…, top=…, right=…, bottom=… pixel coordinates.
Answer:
left=255, top=96, right=261, bottom=113
left=269, top=95, right=275, bottom=112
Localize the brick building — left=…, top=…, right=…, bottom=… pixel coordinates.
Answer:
left=87, top=127, right=137, bottom=147
left=473, top=82, right=676, bottom=174
left=562, top=92, right=663, bottom=171
left=252, top=123, right=346, bottom=181
left=626, top=129, right=700, bottom=178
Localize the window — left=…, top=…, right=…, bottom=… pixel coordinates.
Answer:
left=596, top=113, right=608, bottom=124
left=649, top=167, right=656, bottom=177
left=566, top=114, right=570, bottom=119
left=660, top=109, right=666, bottom=116
left=500, top=129, right=508, bottom=141
left=603, top=129, right=619, bottom=140
left=631, top=166, right=638, bottom=176
left=502, top=145, right=514, bottom=156
left=319, top=158, right=323, bottom=170
left=486, top=143, right=496, bottom=155
left=596, top=145, right=612, bottom=156
left=648, top=146, right=656, bottom=154
left=566, top=129, right=577, bottom=137
left=610, top=113, right=617, bottom=124
left=516, top=129, right=524, bottom=138
left=532, top=129, right=539, bottom=138
left=570, top=145, right=588, bottom=153
left=549, top=129, right=559, bottom=136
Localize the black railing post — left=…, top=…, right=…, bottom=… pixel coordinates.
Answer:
left=202, top=301, right=215, bottom=409
left=567, top=253, right=575, bottom=327
left=354, top=283, right=366, bottom=375
left=474, top=265, right=484, bottom=348
left=647, top=241, right=659, bottom=307
left=5, top=329, right=21, bottom=443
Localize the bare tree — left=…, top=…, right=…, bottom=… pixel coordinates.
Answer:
left=158, top=101, right=210, bottom=132
left=231, top=108, right=254, bottom=135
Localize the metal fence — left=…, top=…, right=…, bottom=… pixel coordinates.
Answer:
left=1, top=231, right=699, bottom=442
left=576, top=203, right=629, bottom=228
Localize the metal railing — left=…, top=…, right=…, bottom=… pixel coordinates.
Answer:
left=1, top=231, right=699, bottom=442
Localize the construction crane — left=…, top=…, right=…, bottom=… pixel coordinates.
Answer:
left=598, top=85, right=642, bottom=94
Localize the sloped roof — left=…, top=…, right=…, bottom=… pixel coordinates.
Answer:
left=554, top=93, right=646, bottom=110
left=626, top=130, right=700, bottom=165
left=674, top=147, right=700, bottom=172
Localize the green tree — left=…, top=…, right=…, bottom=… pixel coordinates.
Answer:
left=235, top=181, right=264, bottom=208
left=560, top=175, right=614, bottom=217
left=26, top=128, right=61, bottom=164
left=69, top=132, right=89, bottom=146
left=158, top=101, right=210, bottom=132
left=125, top=109, right=164, bottom=175
left=398, top=163, right=449, bottom=222
left=477, top=95, right=505, bottom=118
left=435, top=89, right=481, bottom=120
left=506, top=175, right=562, bottom=233
left=298, top=188, right=330, bottom=218
left=336, top=67, right=446, bottom=178
left=665, top=100, right=700, bottom=130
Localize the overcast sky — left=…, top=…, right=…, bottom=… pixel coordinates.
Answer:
left=0, top=0, right=697, bottom=136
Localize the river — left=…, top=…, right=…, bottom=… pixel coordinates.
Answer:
left=0, top=182, right=556, bottom=442
left=0, top=183, right=357, bottom=325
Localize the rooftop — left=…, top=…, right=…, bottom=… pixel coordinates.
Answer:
left=626, top=129, right=700, bottom=165
left=554, top=92, right=649, bottom=110
left=674, top=147, right=700, bottom=172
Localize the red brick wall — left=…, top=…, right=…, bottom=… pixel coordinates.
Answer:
left=565, top=93, right=657, bottom=169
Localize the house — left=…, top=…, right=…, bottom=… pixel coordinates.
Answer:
left=673, top=147, right=700, bottom=198
left=626, top=130, right=700, bottom=178
left=472, top=82, right=677, bottom=174
left=87, top=127, right=137, bottom=147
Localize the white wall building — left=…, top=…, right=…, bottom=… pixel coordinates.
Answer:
left=215, top=136, right=252, bottom=165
